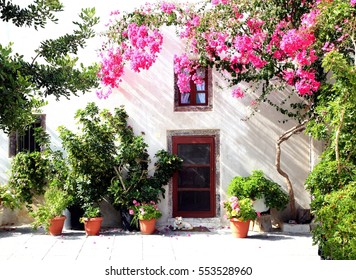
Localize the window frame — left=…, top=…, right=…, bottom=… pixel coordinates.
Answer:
left=174, top=67, right=213, bottom=112
left=8, top=114, right=46, bottom=157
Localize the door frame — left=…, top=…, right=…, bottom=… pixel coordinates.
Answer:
left=167, top=130, right=220, bottom=219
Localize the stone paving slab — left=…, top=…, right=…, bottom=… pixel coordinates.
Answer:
left=0, top=225, right=320, bottom=262
left=4, top=227, right=355, bottom=280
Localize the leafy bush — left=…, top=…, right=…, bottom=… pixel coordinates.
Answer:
left=107, top=106, right=182, bottom=209
left=80, top=205, right=101, bottom=221
left=31, top=184, right=72, bottom=231
left=312, top=182, right=356, bottom=260
left=305, top=160, right=355, bottom=196
left=7, top=151, right=49, bottom=208
left=58, top=103, right=117, bottom=214
left=227, top=170, right=289, bottom=211
left=0, top=184, right=19, bottom=209
left=59, top=103, right=182, bottom=216
left=223, top=197, right=257, bottom=222
left=129, top=200, right=162, bottom=226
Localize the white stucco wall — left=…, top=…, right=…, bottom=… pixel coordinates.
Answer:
left=0, top=0, right=321, bottom=226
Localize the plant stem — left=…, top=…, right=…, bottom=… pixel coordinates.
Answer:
left=275, top=120, right=308, bottom=220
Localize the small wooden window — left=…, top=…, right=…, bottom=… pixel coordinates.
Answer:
left=9, top=115, right=46, bottom=157
left=174, top=67, right=213, bottom=112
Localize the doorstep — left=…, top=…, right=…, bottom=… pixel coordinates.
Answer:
left=281, top=223, right=311, bottom=233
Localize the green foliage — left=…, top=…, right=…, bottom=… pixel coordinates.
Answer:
left=31, top=184, right=72, bottom=231
left=312, top=182, right=356, bottom=260
left=6, top=126, right=70, bottom=211
left=227, top=170, right=289, bottom=210
left=80, top=205, right=101, bottom=220
left=59, top=103, right=182, bottom=215
left=58, top=103, right=117, bottom=214
left=107, top=106, right=182, bottom=209
left=305, top=1, right=356, bottom=259
left=7, top=151, right=49, bottom=208
left=0, top=184, right=19, bottom=209
left=223, top=197, right=257, bottom=222
left=305, top=160, right=355, bottom=196
left=129, top=201, right=162, bottom=227
left=0, top=43, right=44, bottom=133
left=0, top=0, right=63, bottom=29
left=0, top=1, right=99, bottom=133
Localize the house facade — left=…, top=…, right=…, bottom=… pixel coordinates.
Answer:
left=0, top=0, right=322, bottom=227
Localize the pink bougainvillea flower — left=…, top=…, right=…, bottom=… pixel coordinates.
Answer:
left=229, top=196, right=238, bottom=202
left=231, top=201, right=239, bottom=209
left=161, top=2, right=176, bottom=14
left=232, top=87, right=244, bottom=98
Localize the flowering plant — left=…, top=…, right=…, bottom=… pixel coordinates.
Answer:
left=223, top=196, right=257, bottom=222
left=129, top=200, right=162, bottom=225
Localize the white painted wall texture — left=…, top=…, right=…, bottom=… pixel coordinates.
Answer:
left=0, top=0, right=321, bottom=226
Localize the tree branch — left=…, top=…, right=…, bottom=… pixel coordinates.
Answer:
left=275, top=119, right=308, bottom=220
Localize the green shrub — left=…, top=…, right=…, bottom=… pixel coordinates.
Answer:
left=227, top=170, right=289, bottom=211
left=305, top=160, right=355, bottom=196
left=312, top=182, right=356, bottom=260
left=31, top=184, right=72, bottom=231
left=0, top=184, right=19, bottom=209
left=7, top=151, right=49, bottom=208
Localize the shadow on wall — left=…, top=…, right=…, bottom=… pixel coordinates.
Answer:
left=96, top=26, right=317, bottom=223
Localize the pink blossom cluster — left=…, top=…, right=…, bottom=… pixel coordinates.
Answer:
left=211, top=0, right=230, bottom=5
left=125, top=23, right=163, bottom=72
left=232, top=87, right=244, bottom=98
left=161, top=2, right=176, bottom=14
left=266, top=15, right=320, bottom=95
left=179, top=15, right=200, bottom=40
left=98, top=23, right=163, bottom=96
left=97, top=47, right=125, bottom=94
left=231, top=32, right=267, bottom=71
left=98, top=1, right=327, bottom=99
left=205, top=31, right=229, bottom=55
left=294, top=69, right=320, bottom=95
left=229, top=196, right=240, bottom=212
left=174, top=54, right=194, bottom=93
left=351, top=0, right=356, bottom=7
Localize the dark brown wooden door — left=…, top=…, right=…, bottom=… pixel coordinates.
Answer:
left=172, top=136, right=215, bottom=217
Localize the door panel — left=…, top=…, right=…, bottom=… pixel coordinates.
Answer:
left=172, top=136, right=215, bottom=218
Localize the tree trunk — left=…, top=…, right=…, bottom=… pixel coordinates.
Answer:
left=275, top=120, right=308, bottom=221
left=335, top=108, right=345, bottom=174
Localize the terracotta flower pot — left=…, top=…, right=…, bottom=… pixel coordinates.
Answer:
left=230, top=219, right=250, bottom=238
left=139, top=219, right=157, bottom=235
left=48, top=216, right=66, bottom=236
left=83, top=217, right=103, bottom=236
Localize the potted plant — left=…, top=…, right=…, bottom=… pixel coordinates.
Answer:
left=31, top=183, right=72, bottom=236
left=80, top=204, right=103, bottom=236
left=107, top=106, right=182, bottom=231
left=58, top=103, right=117, bottom=230
left=129, top=200, right=162, bottom=234
left=224, top=196, right=257, bottom=238
left=227, top=170, right=289, bottom=231
left=0, top=184, right=20, bottom=226
left=228, top=170, right=289, bottom=211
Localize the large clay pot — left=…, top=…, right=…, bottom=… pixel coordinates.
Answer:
left=139, top=219, right=157, bottom=235
left=230, top=219, right=250, bottom=238
left=48, top=216, right=66, bottom=236
left=83, top=217, right=103, bottom=236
